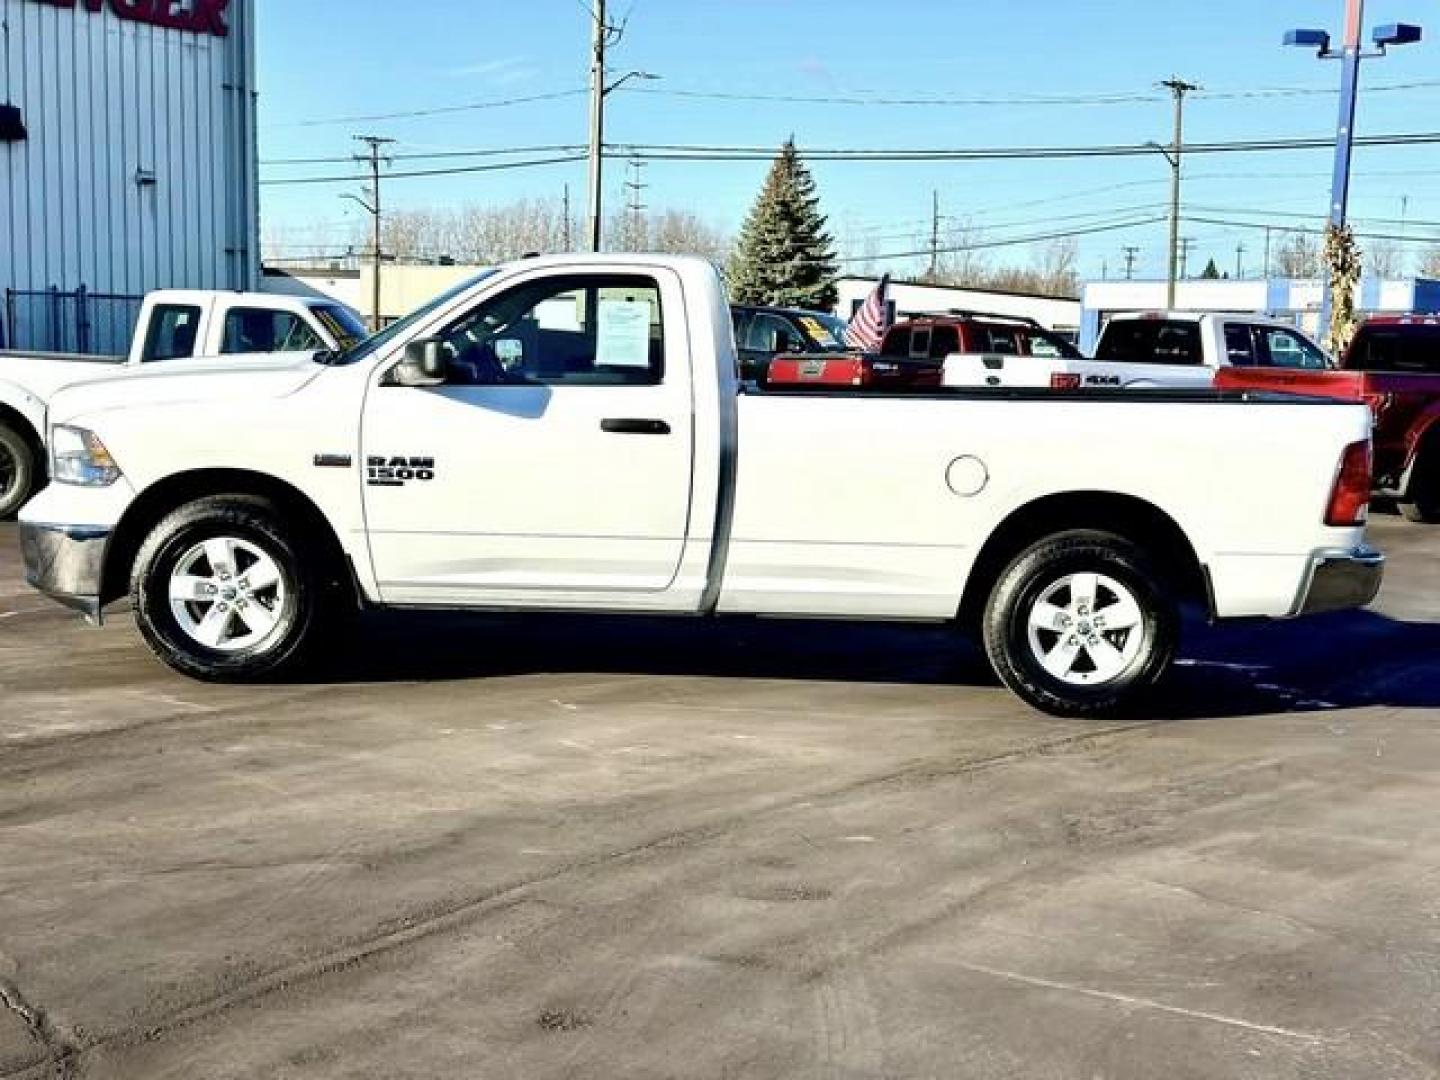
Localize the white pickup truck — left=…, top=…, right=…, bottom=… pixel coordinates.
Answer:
left=944, top=312, right=1330, bottom=390
left=0, top=289, right=366, bottom=517
left=19, top=255, right=1382, bottom=716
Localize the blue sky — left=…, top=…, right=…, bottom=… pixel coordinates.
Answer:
left=257, top=0, right=1440, bottom=280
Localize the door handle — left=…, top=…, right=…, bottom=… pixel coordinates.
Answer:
left=601, top=418, right=671, bottom=435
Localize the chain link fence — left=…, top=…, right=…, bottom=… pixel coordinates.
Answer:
left=3, top=287, right=144, bottom=356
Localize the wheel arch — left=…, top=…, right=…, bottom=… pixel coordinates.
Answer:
left=101, top=469, right=355, bottom=607
left=957, top=491, right=1208, bottom=633
left=0, top=400, right=45, bottom=465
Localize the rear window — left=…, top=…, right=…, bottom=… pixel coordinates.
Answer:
left=140, top=304, right=203, bottom=362
left=1096, top=320, right=1202, bottom=366
left=1349, top=325, right=1440, bottom=373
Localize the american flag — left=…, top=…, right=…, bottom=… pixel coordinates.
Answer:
left=844, top=274, right=891, bottom=350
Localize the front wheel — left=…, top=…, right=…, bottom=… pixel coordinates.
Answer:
left=982, top=530, right=1178, bottom=717
left=0, top=422, right=40, bottom=519
left=131, top=497, right=321, bottom=681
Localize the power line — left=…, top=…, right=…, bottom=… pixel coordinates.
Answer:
left=614, top=77, right=1440, bottom=109
left=262, top=143, right=586, bottom=166
left=259, top=153, right=588, bottom=187
left=607, top=131, right=1440, bottom=162
left=270, top=89, right=587, bottom=129
left=259, top=132, right=1440, bottom=188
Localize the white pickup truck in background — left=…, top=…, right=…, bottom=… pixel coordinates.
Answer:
left=0, top=290, right=366, bottom=517
left=944, top=311, right=1331, bottom=390
left=20, top=255, right=1382, bottom=716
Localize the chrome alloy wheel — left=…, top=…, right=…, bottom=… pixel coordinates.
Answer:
left=168, top=537, right=292, bottom=653
left=1024, top=571, right=1145, bottom=687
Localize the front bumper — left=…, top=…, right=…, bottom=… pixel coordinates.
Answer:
left=19, top=521, right=112, bottom=622
left=1295, top=546, right=1385, bottom=615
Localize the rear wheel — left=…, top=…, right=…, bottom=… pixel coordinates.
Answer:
left=131, top=497, right=322, bottom=681
left=1399, top=450, right=1440, bottom=523
left=0, top=421, right=40, bottom=519
left=982, top=530, right=1178, bottom=717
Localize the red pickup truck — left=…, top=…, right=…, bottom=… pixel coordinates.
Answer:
left=766, top=312, right=1080, bottom=389
left=1215, top=315, right=1440, bottom=521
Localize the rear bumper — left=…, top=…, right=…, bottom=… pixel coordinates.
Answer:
left=19, top=521, right=111, bottom=622
left=1294, top=546, right=1385, bottom=615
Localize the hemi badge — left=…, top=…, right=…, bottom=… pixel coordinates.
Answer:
left=313, top=453, right=353, bottom=468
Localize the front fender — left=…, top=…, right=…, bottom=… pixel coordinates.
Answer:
left=0, top=380, right=48, bottom=445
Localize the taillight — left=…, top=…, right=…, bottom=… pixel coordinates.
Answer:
left=1326, top=439, right=1372, bottom=526
left=1051, top=372, right=1081, bottom=390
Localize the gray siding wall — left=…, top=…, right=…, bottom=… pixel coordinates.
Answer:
left=0, top=0, right=257, bottom=299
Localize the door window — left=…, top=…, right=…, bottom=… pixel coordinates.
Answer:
left=980, top=326, right=1021, bottom=354
left=140, top=304, right=203, bottom=361
left=1096, top=320, right=1202, bottom=365
left=1259, top=327, right=1327, bottom=370
left=1223, top=324, right=1257, bottom=365
left=221, top=308, right=326, bottom=354
left=430, top=274, right=665, bottom=386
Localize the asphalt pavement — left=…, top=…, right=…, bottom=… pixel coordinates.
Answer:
left=1, top=515, right=1438, bottom=1079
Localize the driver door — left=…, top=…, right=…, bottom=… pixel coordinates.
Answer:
left=360, top=268, right=695, bottom=604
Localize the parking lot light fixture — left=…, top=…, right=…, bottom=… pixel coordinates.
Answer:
left=1284, top=0, right=1422, bottom=335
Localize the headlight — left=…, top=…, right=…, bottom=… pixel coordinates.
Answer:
left=51, top=425, right=122, bottom=487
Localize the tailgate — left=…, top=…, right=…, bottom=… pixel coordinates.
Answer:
left=942, top=352, right=1058, bottom=389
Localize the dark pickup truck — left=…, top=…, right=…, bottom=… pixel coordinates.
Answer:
left=1215, top=315, right=1440, bottom=521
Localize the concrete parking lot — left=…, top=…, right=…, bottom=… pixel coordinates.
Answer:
left=1, top=516, right=1438, bottom=1079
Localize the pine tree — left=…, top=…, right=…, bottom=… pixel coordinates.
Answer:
left=728, top=139, right=839, bottom=309
left=1201, top=258, right=1221, bottom=280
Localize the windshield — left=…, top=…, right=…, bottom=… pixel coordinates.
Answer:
left=800, top=313, right=852, bottom=352
left=311, top=304, right=369, bottom=351
left=325, top=270, right=496, bottom=366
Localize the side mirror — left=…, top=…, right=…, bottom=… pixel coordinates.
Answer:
left=394, top=338, right=449, bottom=386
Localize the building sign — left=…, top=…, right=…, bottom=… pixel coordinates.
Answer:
left=29, top=0, right=230, bottom=37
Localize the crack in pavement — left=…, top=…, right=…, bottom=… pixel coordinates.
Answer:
left=5, top=718, right=1169, bottom=1074
left=0, top=980, right=76, bottom=1080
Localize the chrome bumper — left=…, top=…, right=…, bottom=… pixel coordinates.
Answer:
left=1296, top=546, right=1385, bottom=616
left=19, top=521, right=111, bottom=622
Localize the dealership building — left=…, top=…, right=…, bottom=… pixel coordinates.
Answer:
left=0, top=0, right=258, bottom=352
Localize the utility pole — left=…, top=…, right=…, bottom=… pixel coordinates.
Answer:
left=929, top=190, right=941, bottom=279
left=586, top=0, right=610, bottom=252
left=1263, top=226, right=1274, bottom=278
left=1122, top=245, right=1139, bottom=280
left=623, top=157, right=648, bottom=250
left=562, top=183, right=573, bottom=250
left=350, top=135, right=394, bottom=332
left=1235, top=241, right=1247, bottom=279
left=1158, top=78, right=1199, bottom=309
left=1178, top=236, right=1195, bottom=281
left=583, top=2, right=654, bottom=253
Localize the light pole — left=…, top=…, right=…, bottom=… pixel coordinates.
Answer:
left=1285, top=4, right=1421, bottom=332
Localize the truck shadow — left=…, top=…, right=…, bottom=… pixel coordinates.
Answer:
left=314, top=606, right=1440, bottom=720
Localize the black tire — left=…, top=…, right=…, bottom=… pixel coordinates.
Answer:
left=0, top=421, right=40, bottom=519
left=130, top=496, right=322, bottom=681
left=982, top=530, right=1178, bottom=718
left=1399, top=446, right=1440, bottom=523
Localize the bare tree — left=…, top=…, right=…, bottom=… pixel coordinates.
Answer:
left=1419, top=244, right=1440, bottom=279
left=1366, top=239, right=1405, bottom=279
left=1273, top=230, right=1323, bottom=278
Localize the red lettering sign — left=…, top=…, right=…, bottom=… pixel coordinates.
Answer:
left=28, top=0, right=230, bottom=37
